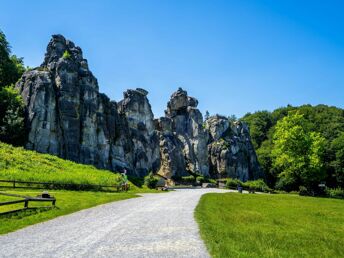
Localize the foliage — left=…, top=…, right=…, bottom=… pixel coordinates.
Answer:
left=225, top=178, right=243, bottom=189
left=0, top=189, right=137, bottom=234
left=204, top=110, right=210, bottom=120
left=195, top=193, right=344, bottom=258
left=0, top=85, right=26, bottom=146
left=272, top=113, right=326, bottom=191
left=0, top=141, right=123, bottom=189
left=143, top=172, right=159, bottom=189
left=0, top=30, right=25, bottom=88
left=62, top=50, right=71, bottom=59
left=243, top=105, right=343, bottom=190
left=242, top=179, right=271, bottom=192
left=330, top=132, right=344, bottom=187
left=325, top=187, right=344, bottom=199
left=127, top=175, right=144, bottom=187
left=242, top=110, right=272, bottom=149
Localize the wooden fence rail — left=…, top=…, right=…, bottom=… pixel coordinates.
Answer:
left=0, top=179, right=129, bottom=192
left=0, top=191, right=56, bottom=215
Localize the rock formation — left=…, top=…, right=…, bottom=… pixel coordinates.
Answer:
left=206, top=115, right=263, bottom=181
left=16, top=34, right=262, bottom=181
left=118, top=88, right=160, bottom=177
left=155, top=88, right=209, bottom=178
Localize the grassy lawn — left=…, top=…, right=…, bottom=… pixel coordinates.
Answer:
left=0, top=189, right=138, bottom=235
left=195, top=193, right=344, bottom=258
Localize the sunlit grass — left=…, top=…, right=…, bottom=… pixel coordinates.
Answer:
left=0, top=189, right=138, bottom=234
left=195, top=193, right=344, bottom=258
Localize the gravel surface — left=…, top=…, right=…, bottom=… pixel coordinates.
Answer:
left=0, top=188, right=230, bottom=258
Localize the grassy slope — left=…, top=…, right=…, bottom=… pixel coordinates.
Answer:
left=0, top=142, right=122, bottom=186
left=0, top=142, right=163, bottom=234
left=0, top=189, right=138, bottom=234
left=195, top=193, right=344, bottom=258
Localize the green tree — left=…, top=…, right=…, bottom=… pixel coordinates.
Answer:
left=0, top=30, right=25, bottom=88
left=0, top=85, right=26, bottom=145
left=272, top=112, right=326, bottom=191
left=331, top=132, right=344, bottom=187
left=204, top=110, right=210, bottom=120
left=242, top=111, right=273, bottom=149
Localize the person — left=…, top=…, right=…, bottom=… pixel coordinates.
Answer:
left=121, top=169, right=129, bottom=191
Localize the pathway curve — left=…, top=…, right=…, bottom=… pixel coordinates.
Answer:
left=0, top=188, right=230, bottom=258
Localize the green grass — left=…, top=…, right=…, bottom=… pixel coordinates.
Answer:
left=0, top=141, right=122, bottom=187
left=0, top=189, right=138, bottom=234
left=195, top=193, right=344, bottom=258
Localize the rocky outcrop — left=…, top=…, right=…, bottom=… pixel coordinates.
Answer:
left=17, top=35, right=148, bottom=176
left=163, top=88, right=209, bottom=176
left=16, top=35, right=263, bottom=181
left=118, top=88, right=160, bottom=177
left=206, top=115, right=263, bottom=181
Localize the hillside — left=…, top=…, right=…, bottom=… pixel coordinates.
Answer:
left=0, top=141, right=122, bottom=187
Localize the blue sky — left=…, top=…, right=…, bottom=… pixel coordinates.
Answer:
left=1, top=0, right=343, bottom=118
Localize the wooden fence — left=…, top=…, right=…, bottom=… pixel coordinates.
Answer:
left=0, top=191, right=56, bottom=215
left=0, top=179, right=129, bottom=192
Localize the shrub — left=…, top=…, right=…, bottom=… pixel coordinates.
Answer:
left=62, top=50, right=71, bottom=59
left=196, top=176, right=207, bottom=184
left=144, top=172, right=159, bottom=189
left=181, top=175, right=196, bottom=184
left=325, top=188, right=344, bottom=199
left=128, top=176, right=144, bottom=187
left=299, top=186, right=309, bottom=196
left=243, top=179, right=271, bottom=192
left=226, top=178, right=243, bottom=189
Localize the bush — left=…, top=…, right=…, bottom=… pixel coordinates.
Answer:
left=243, top=179, right=271, bottom=192
left=226, top=178, right=243, bottom=189
left=128, top=176, right=144, bottom=187
left=299, top=186, right=309, bottom=196
left=325, top=188, right=344, bottom=199
left=62, top=50, right=71, bottom=59
left=181, top=175, right=196, bottom=184
left=144, top=172, right=159, bottom=189
left=196, top=176, right=209, bottom=184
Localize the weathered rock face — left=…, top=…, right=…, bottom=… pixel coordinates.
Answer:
left=118, top=89, right=160, bottom=177
left=154, top=88, right=210, bottom=179
left=16, top=35, right=263, bottom=181
left=206, top=115, right=263, bottom=181
left=17, top=35, right=146, bottom=176
left=155, top=117, right=187, bottom=178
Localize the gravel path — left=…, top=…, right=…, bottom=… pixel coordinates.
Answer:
left=0, top=188, right=230, bottom=258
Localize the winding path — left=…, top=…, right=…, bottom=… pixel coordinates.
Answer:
left=0, top=188, right=229, bottom=258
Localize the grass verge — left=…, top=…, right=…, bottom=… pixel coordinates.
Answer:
left=195, top=193, right=344, bottom=258
left=0, top=189, right=138, bottom=235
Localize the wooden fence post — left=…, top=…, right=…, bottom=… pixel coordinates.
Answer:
left=24, top=199, right=28, bottom=208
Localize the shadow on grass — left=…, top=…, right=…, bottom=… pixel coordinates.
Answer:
left=0, top=206, right=58, bottom=219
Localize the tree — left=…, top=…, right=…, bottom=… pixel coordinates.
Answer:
left=0, top=85, right=26, bottom=145
left=271, top=112, right=326, bottom=191
left=228, top=114, right=237, bottom=124
left=204, top=110, right=210, bottom=120
left=331, top=132, right=344, bottom=187
left=0, top=30, right=25, bottom=88
left=242, top=111, right=273, bottom=149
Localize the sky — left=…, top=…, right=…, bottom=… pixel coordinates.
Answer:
left=1, top=0, right=343, bottom=118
